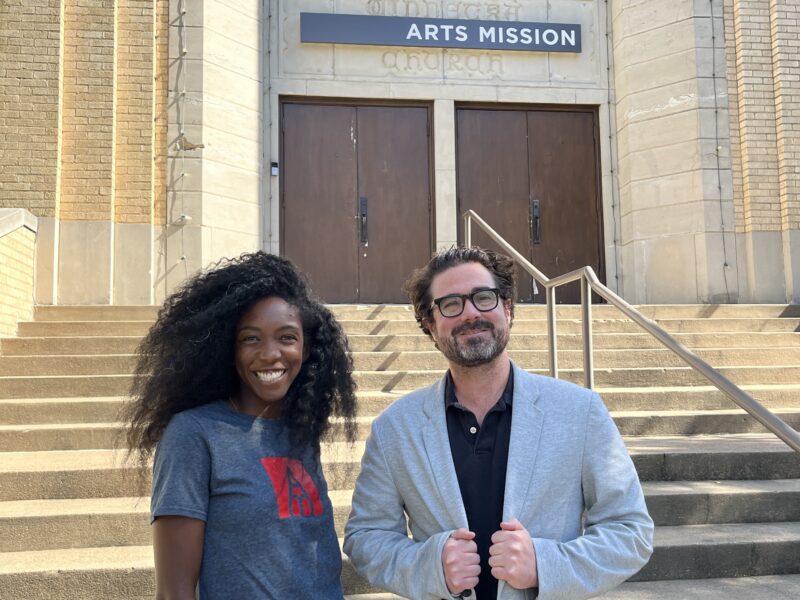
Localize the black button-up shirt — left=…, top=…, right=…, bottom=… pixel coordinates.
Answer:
left=445, top=366, right=513, bottom=600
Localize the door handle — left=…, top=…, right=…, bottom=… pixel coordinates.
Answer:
left=359, top=197, right=368, bottom=245
left=531, top=198, right=541, bottom=244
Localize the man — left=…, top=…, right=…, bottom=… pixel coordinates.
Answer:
left=344, top=247, right=653, bottom=600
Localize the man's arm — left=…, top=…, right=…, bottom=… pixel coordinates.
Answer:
left=532, top=393, right=654, bottom=600
left=343, top=421, right=454, bottom=600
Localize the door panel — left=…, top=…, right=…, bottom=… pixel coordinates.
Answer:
left=456, top=109, right=537, bottom=302
left=282, top=104, right=359, bottom=302
left=281, top=102, right=433, bottom=303
left=528, top=111, right=603, bottom=303
left=456, top=107, right=604, bottom=304
left=356, top=106, right=432, bottom=303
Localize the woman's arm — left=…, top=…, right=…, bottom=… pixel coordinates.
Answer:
left=153, top=515, right=206, bottom=600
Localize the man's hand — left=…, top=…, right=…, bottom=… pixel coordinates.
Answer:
left=489, top=518, right=538, bottom=589
left=442, top=528, right=480, bottom=595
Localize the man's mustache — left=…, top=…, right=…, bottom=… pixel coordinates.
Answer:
left=452, top=320, right=495, bottom=336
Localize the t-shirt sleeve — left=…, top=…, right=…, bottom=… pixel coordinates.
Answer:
left=150, top=411, right=211, bottom=523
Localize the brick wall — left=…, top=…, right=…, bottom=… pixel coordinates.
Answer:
left=0, top=227, right=36, bottom=337
left=115, top=0, right=155, bottom=225
left=770, top=1, right=800, bottom=231
left=59, top=0, right=115, bottom=222
left=0, top=0, right=61, bottom=218
left=725, top=0, right=800, bottom=234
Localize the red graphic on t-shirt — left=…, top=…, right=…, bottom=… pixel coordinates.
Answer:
left=261, top=457, right=324, bottom=519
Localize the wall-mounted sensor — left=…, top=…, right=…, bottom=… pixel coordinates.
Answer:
left=271, top=162, right=279, bottom=176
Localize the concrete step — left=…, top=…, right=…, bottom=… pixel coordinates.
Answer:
left=31, top=303, right=800, bottom=322
left=17, top=321, right=154, bottom=337
left=0, top=446, right=362, bottom=501
left=611, top=409, right=800, bottom=436
left=2, top=435, right=796, bottom=502
left=642, top=479, right=800, bottom=525
left=0, top=355, right=136, bottom=376
left=13, top=316, right=800, bottom=338
left=597, top=385, right=800, bottom=412
left=6, top=331, right=799, bottom=358
left=0, top=397, right=127, bottom=424
left=34, top=306, right=160, bottom=321
left=0, top=336, right=141, bottom=356
left=0, top=423, right=123, bottom=451
left=345, top=578, right=800, bottom=600
left=0, top=417, right=368, bottom=452
left=5, top=365, right=798, bottom=398
left=0, top=497, right=149, bottom=552
left=631, top=521, right=800, bottom=581
left=326, top=317, right=800, bottom=335
left=0, top=542, right=371, bottom=598
left=4, top=385, right=799, bottom=425
left=3, top=347, right=799, bottom=377
left=6, top=479, right=799, bottom=556
left=1, top=526, right=797, bottom=599
left=346, top=331, right=800, bottom=352
left=347, top=366, right=800, bottom=391
left=0, top=545, right=156, bottom=600
left=597, top=575, right=800, bottom=599
left=627, top=434, right=800, bottom=481
left=5, top=481, right=800, bottom=565
left=3, top=411, right=799, bottom=452
left=350, top=348, right=800, bottom=372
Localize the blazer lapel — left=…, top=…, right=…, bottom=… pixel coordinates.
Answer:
left=421, top=376, right=469, bottom=529
left=502, top=363, right=545, bottom=522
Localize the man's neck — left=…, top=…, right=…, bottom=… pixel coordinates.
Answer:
left=449, top=354, right=511, bottom=425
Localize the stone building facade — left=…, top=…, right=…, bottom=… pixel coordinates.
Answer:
left=1, top=0, right=798, bottom=308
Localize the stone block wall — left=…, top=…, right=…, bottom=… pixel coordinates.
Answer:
left=610, top=0, right=738, bottom=303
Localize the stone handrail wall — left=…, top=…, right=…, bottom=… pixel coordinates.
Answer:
left=0, top=209, right=38, bottom=337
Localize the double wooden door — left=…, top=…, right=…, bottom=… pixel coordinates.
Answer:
left=456, top=108, right=605, bottom=303
left=281, top=103, right=433, bottom=303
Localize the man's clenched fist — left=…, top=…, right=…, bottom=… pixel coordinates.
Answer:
left=489, top=519, right=538, bottom=589
left=442, top=528, right=480, bottom=595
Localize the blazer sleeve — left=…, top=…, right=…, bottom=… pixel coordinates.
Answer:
left=343, top=419, right=453, bottom=600
left=532, top=393, right=654, bottom=600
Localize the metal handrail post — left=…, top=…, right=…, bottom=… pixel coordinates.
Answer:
left=546, top=286, right=558, bottom=378
left=465, top=214, right=472, bottom=248
left=581, top=273, right=594, bottom=389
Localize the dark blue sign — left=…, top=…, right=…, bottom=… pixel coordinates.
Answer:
left=301, top=13, right=581, bottom=53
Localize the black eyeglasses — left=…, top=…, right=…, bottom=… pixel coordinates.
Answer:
left=432, top=288, right=501, bottom=318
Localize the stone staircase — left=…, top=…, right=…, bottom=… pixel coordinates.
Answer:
left=1, top=304, right=799, bottom=599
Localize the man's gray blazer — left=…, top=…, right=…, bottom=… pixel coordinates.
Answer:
left=343, top=362, right=653, bottom=600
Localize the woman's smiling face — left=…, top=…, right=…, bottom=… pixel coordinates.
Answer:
left=233, top=297, right=307, bottom=417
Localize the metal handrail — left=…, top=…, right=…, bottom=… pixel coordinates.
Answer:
left=464, top=209, right=800, bottom=453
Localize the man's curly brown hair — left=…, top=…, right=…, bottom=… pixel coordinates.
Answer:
left=403, top=246, right=516, bottom=337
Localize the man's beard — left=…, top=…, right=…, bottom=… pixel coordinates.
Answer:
left=437, top=319, right=510, bottom=367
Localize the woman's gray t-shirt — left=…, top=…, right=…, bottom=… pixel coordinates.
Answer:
left=151, top=401, right=344, bottom=599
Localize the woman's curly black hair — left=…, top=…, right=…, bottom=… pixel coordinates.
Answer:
left=122, top=251, right=357, bottom=468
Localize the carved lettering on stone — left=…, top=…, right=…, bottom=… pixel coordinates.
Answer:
left=382, top=49, right=504, bottom=76
left=366, top=1, right=521, bottom=21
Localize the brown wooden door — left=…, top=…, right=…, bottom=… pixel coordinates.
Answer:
left=356, top=106, right=433, bottom=303
left=282, top=104, right=359, bottom=302
left=281, top=103, right=433, bottom=303
left=456, top=109, right=537, bottom=302
left=456, top=107, right=604, bottom=303
left=528, top=111, right=603, bottom=303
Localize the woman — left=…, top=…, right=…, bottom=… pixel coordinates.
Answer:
left=123, top=251, right=357, bottom=599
